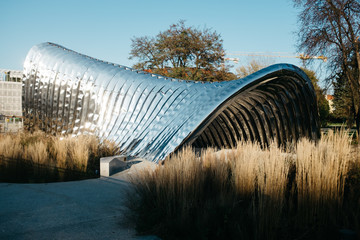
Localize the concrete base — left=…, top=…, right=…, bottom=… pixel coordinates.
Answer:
left=100, top=155, right=127, bottom=177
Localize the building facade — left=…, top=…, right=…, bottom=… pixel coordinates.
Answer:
left=0, top=69, right=23, bottom=82
left=0, top=71, right=22, bottom=116
left=0, top=70, right=23, bottom=132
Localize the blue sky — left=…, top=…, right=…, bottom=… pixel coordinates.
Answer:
left=1, top=0, right=308, bottom=73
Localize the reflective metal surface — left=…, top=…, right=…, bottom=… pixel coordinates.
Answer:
left=23, top=42, right=320, bottom=162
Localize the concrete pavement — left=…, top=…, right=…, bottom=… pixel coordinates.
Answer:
left=0, top=161, right=159, bottom=240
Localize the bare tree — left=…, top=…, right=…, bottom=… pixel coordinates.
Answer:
left=235, top=57, right=274, bottom=78
left=294, top=0, right=360, bottom=132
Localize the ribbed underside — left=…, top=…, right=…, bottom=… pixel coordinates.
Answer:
left=191, top=76, right=317, bottom=149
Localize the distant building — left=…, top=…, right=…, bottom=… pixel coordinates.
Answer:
left=0, top=69, right=23, bottom=82
left=326, top=95, right=334, bottom=113
left=0, top=69, right=23, bottom=116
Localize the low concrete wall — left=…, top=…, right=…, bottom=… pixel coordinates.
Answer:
left=100, top=155, right=127, bottom=177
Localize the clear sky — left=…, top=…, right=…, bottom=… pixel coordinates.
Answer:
left=1, top=0, right=308, bottom=73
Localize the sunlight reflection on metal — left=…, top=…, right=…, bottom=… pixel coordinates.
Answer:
left=23, top=42, right=320, bottom=162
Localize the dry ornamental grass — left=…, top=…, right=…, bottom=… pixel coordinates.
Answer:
left=0, top=129, right=359, bottom=238
left=127, top=130, right=360, bottom=240
left=0, top=130, right=119, bottom=182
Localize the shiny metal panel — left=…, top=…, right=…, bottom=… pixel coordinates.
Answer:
left=23, top=42, right=320, bottom=162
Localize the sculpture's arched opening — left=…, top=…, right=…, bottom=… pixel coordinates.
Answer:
left=185, top=74, right=319, bottom=151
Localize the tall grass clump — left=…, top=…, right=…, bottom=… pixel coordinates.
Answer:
left=127, top=142, right=291, bottom=239
left=51, top=137, right=67, bottom=169
left=0, top=134, right=22, bottom=159
left=295, top=130, right=351, bottom=229
left=126, top=130, right=360, bottom=240
left=66, top=135, right=91, bottom=171
left=24, top=141, right=48, bottom=165
left=0, top=130, right=119, bottom=182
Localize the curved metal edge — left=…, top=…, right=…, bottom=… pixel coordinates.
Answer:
left=173, top=64, right=320, bottom=155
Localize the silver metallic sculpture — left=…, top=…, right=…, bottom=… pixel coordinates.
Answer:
left=23, top=42, right=320, bottom=162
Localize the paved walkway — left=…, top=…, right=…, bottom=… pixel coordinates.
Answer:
left=0, top=161, right=159, bottom=240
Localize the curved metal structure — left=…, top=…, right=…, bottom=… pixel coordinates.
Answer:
left=23, top=42, right=320, bottom=162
